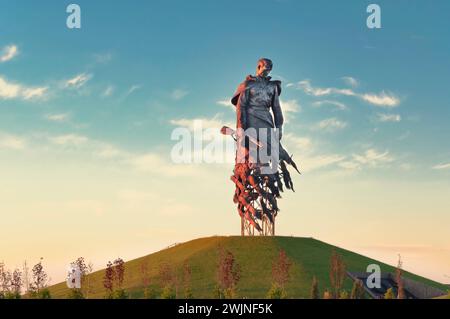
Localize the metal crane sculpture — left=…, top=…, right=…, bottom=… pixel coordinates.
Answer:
left=221, top=58, right=300, bottom=236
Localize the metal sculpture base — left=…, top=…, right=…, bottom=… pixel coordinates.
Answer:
left=241, top=214, right=275, bottom=236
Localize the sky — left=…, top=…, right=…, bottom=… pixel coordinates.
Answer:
left=0, top=0, right=449, bottom=285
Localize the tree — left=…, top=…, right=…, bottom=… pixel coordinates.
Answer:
left=10, top=269, right=22, bottom=298
left=103, top=258, right=127, bottom=299
left=158, top=262, right=176, bottom=299
left=182, top=260, right=193, bottom=299
left=384, top=288, right=395, bottom=299
left=30, top=258, right=50, bottom=296
left=0, top=262, right=12, bottom=297
left=140, top=261, right=151, bottom=288
left=113, top=258, right=125, bottom=289
left=396, top=254, right=406, bottom=299
left=350, top=279, right=365, bottom=299
left=216, top=247, right=241, bottom=299
left=140, top=261, right=158, bottom=299
left=71, top=257, right=94, bottom=298
left=329, top=250, right=346, bottom=298
left=310, top=276, right=320, bottom=299
left=103, top=261, right=115, bottom=298
left=272, top=250, right=292, bottom=290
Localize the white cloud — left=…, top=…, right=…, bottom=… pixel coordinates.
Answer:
left=217, top=99, right=234, bottom=111
left=128, top=153, right=199, bottom=177
left=93, top=52, right=112, bottom=64
left=45, top=113, right=69, bottom=122
left=22, top=87, right=48, bottom=100
left=64, top=73, right=92, bottom=89
left=280, top=99, right=300, bottom=123
left=338, top=149, right=394, bottom=171
left=377, top=113, right=401, bottom=122
left=283, top=134, right=312, bottom=153
left=295, top=80, right=356, bottom=97
left=0, top=76, right=48, bottom=101
left=313, top=100, right=348, bottom=111
left=341, top=76, right=359, bottom=87
left=102, top=85, right=114, bottom=97
left=0, top=45, right=19, bottom=62
left=49, top=134, right=88, bottom=146
left=0, top=134, right=26, bottom=150
left=362, top=92, right=400, bottom=108
left=289, top=79, right=400, bottom=108
left=283, top=134, right=345, bottom=172
left=432, top=163, right=450, bottom=170
left=124, top=84, right=142, bottom=98
left=171, top=89, right=189, bottom=100
left=0, top=76, right=21, bottom=98
left=170, top=114, right=231, bottom=131
left=315, top=118, right=347, bottom=132
left=352, top=149, right=393, bottom=167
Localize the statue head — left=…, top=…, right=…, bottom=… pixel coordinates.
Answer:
left=256, top=58, right=273, bottom=77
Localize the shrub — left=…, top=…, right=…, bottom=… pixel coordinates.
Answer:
left=350, top=279, right=365, bottom=299
left=384, top=288, right=395, bottom=299
left=339, top=290, right=349, bottom=299
left=67, top=288, right=84, bottom=299
left=143, top=285, right=158, bottom=299
left=266, top=283, right=287, bottom=299
left=161, top=286, right=176, bottom=299
left=112, top=288, right=129, bottom=299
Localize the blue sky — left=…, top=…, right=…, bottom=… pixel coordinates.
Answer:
left=1, top=1, right=449, bottom=283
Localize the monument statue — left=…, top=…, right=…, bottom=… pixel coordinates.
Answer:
left=221, top=58, right=300, bottom=236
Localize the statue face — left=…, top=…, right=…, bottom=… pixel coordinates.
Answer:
left=256, top=60, right=272, bottom=77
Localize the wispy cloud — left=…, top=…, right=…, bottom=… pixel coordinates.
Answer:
left=288, top=79, right=400, bottom=108
left=49, top=134, right=88, bottom=146
left=312, top=100, right=348, bottom=111
left=217, top=99, right=234, bottom=111
left=0, top=75, right=48, bottom=101
left=290, top=80, right=356, bottom=97
left=280, top=99, right=300, bottom=123
left=64, top=73, right=92, bottom=89
left=341, top=76, right=359, bottom=87
left=170, top=115, right=227, bottom=131
left=45, top=113, right=70, bottom=122
left=314, top=118, right=347, bottom=132
left=0, top=45, right=19, bottom=62
left=124, top=84, right=142, bottom=97
left=340, top=149, right=394, bottom=171
left=171, top=88, right=189, bottom=100
left=362, top=92, right=400, bottom=108
left=283, top=134, right=345, bottom=172
left=93, top=52, right=112, bottom=64
left=0, top=133, right=26, bottom=150
left=102, top=85, right=114, bottom=97
left=432, top=162, right=450, bottom=170
left=377, top=113, right=401, bottom=122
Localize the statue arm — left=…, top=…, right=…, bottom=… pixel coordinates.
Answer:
left=271, top=85, right=284, bottom=129
left=236, top=89, right=249, bottom=130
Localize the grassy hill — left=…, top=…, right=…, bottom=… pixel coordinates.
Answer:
left=48, top=236, right=447, bottom=299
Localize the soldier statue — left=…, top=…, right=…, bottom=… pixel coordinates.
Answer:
left=221, top=58, right=299, bottom=236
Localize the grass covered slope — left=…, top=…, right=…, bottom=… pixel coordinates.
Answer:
left=48, top=236, right=447, bottom=298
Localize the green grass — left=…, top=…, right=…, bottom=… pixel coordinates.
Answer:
left=48, top=236, right=448, bottom=299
